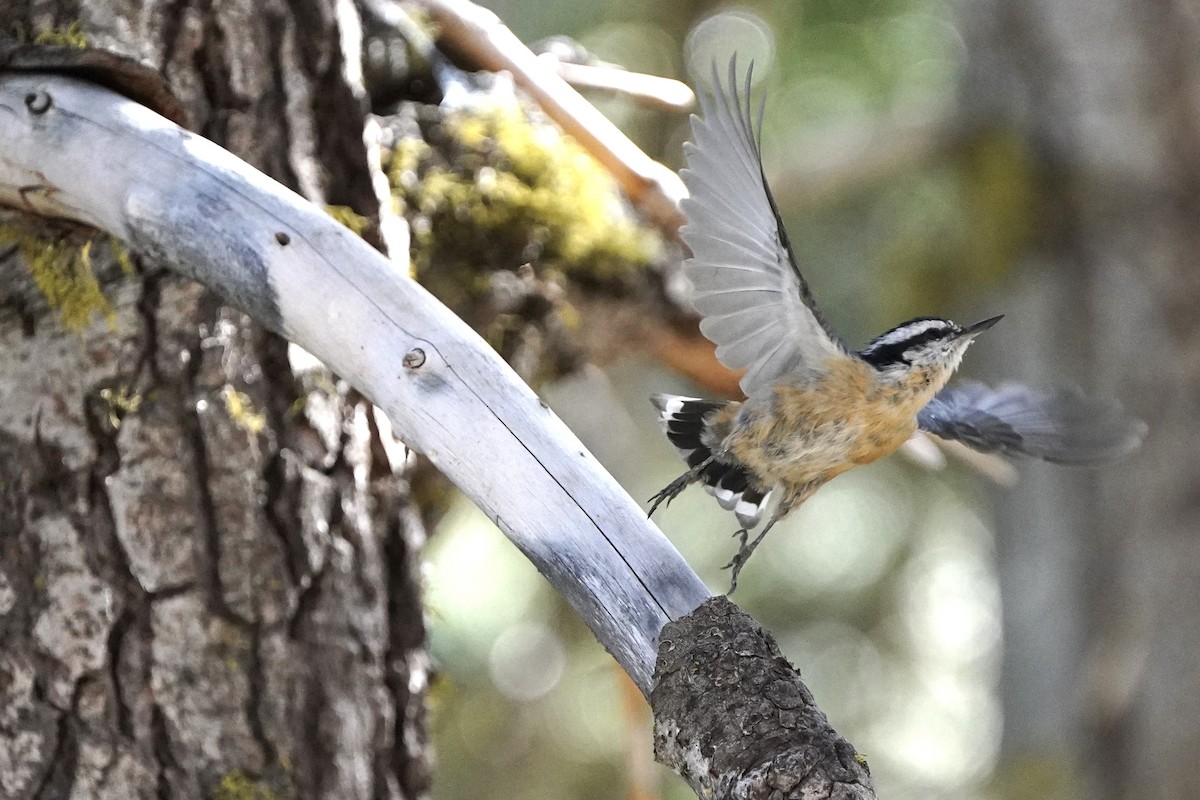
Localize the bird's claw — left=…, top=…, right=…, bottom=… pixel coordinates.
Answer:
left=719, top=521, right=780, bottom=594
left=647, top=472, right=695, bottom=518
left=721, top=531, right=751, bottom=593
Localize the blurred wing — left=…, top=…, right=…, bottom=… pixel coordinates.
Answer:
left=680, top=57, right=846, bottom=396
left=917, top=382, right=1146, bottom=464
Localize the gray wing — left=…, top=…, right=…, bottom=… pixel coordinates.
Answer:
left=680, top=58, right=846, bottom=396
left=917, top=382, right=1146, bottom=464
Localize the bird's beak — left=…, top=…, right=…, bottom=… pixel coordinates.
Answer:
left=960, top=314, right=1004, bottom=339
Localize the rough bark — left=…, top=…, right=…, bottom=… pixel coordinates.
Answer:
left=0, top=2, right=430, bottom=799
left=651, top=598, right=875, bottom=800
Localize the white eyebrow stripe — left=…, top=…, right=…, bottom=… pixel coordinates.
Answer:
left=863, top=319, right=954, bottom=351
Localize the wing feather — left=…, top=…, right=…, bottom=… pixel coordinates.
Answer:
left=687, top=267, right=780, bottom=293
left=680, top=57, right=846, bottom=395
left=917, top=382, right=1147, bottom=464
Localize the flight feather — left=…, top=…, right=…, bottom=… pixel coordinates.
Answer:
left=679, top=58, right=846, bottom=396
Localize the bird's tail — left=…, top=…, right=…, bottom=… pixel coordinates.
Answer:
left=650, top=394, right=770, bottom=528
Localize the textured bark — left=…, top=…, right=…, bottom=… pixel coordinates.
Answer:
left=0, top=2, right=429, bottom=799
left=651, top=598, right=875, bottom=800
left=957, top=0, right=1199, bottom=797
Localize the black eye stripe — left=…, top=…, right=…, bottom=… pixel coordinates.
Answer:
left=859, top=341, right=912, bottom=367
left=859, top=320, right=958, bottom=367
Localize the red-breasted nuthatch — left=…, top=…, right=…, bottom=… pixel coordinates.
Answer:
left=650, top=59, right=1146, bottom=591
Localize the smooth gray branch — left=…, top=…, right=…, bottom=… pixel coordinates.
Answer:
left=0, top=68, right=875, bottom=799
left=0, top=71, right=708, bottom=692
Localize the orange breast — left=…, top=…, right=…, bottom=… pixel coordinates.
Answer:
left=724, top=357, right=932, bottom=488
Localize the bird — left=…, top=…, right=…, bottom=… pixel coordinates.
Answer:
left=648, top=58, right=1146, bottom=592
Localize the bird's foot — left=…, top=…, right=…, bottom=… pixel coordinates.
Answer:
left=719, top=524, right=775, bottom=594
left=730, top=527, right=748, bottom=548
left=647, top=472, right=694, bottom=518
left=722, top=547, right=750, bottom=594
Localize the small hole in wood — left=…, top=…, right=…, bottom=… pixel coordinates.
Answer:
left=24, top=91, right=52, bottom=114
left=402, top=348, right=426, bottom=369
left=275, top=232, right=291, bottom=246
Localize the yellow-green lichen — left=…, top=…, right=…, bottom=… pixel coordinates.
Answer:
left=110, top=236, right=136, bottom=276
left=324, top=205, right=371, bottom=237
left=285, top=395, right=308, bottom=420
left=33, top=21, right=89, bottom=48
left=0, top=226, right=116, bottom=333
left=386, top=102, right=660, bottom=291
left=99, top=386, right=142, bottom=430
left=222, top=386, right=267, bottom=436
left=214, top=771, right=280, bottom=800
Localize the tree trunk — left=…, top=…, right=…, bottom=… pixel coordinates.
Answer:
left=0, top=3, right=430, bottom=799
left=957, top=0, right=1200, bottom=797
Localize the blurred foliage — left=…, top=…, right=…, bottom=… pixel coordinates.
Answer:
left=986, top=754, right=1086, bottom=800
left=869, top=130, right=1037, bottom=322
left=422, top=1, right=1042, bottom=799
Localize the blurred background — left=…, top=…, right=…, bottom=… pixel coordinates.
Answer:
left=420, top=1, right=1197, bottom=799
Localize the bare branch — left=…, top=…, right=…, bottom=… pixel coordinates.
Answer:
left=0, top=66, right=878, bottom=799
left=0, top=72, right=707, bottom=692
left=542, top=57, right=695, bottom=113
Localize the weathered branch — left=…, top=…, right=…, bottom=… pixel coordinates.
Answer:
left=0, top=69, right=876, bottom=798
left=0, top=72, right=705, bottom=692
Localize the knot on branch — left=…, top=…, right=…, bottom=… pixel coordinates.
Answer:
left=651, top=597, right=875, bottom=799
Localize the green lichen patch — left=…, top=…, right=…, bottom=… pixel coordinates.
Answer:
left=324, top=205, right=371, bottom=237
left=0, top=225, right=116, bottom=333
left=384, top=102, right=661, bottom=295
left=98, top=385, right=142, bottom=430
left=110, top=235, right=137, bottom=276
left=215, top=771, right=280, bottom=800
left=222, top=386, right=267, bottom=436
left=32, top=21, right=89, bottom=48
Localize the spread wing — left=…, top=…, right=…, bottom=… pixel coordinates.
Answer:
left=680, top=57, right=846, bottom=396
left=917, top=382, right=1147, bottom=464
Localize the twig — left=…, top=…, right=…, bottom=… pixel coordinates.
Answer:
left=542, top=57, right=695, bottom=113
left=409, top=0, right=687, bottom=234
